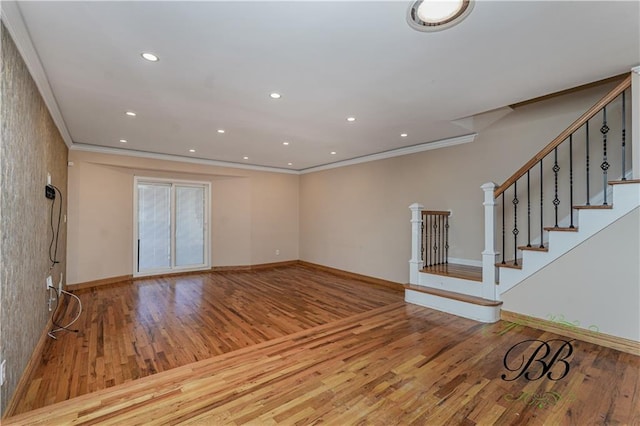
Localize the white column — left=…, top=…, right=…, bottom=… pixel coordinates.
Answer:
left=632, top=66, right=640, bottom=179
left=409, top=203, right=424, bottom=285
left=481, top=183, right=499, bottom=300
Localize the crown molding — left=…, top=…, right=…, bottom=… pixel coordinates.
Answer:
left=1, top=1, right=73, bottom=148
left=73, top=134, right=476, bottom=176
left=299, top=133, right=477, bottom=174
left=71, top=144, right=300, bottom=175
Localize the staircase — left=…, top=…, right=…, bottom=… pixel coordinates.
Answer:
left=496, top=179, right=639, bottom=294
left=406, top=71, right=639, bottom=324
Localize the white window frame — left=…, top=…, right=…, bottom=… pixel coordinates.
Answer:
left=133, top=176, right=211, bottom=277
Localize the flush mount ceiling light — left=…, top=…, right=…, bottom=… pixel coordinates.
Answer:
left=119, top=139, right=127, bottom=143
left=217, top=129, right=225, bottom=134
left=243, top=156, right=249, bottom=160
left=282, top=141, right=289, bottom=146
left=125, top=111, right=136, bottom=117
left=269, top=92, right=281, bottom=99
left=330, top=151, right=337, bottom=155
left=346, top=117, right=356, bottom=122
left=141, top=52, right=159, bottom=62
left=400, top=133, right=408, bottom=137
left=407, top=0, right=473, bottom=32
left=189, top=149, right=196, bottom=153
left=288, top=162, right=293, bottom=166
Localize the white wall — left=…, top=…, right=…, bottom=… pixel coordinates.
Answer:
left=300, top=82, right=618, bottom=283
left=66, top=150, right=299, bottom=285
left=501, top=207, right=640, bottom=341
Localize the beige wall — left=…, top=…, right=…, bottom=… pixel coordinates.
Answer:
left=66, top=151, right=299, bottom=285
left=0, top=24, right=68, bottom=415
left=300, top=83, right=619, bottom=284
left=502, top=208, right=640, bottom=341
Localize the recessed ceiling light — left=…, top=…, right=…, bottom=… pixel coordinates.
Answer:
left=346, top=117, right=356, bottom=122
left=330, top=151, right=337, bottom=155
left=243, top=156, right=249, bottom=160
left=119, top=139, right=127, bottom=143
left=217, top=129, right=225, bottom=134
left=189, top=149, right=196, bottom=153
left=283, top=141, right=289, bottom=146
left=141, top=52, right=159, bottom=62
left=125, top=111, right=136, bottom=117
left=288, top=162, right=293, bottom=166
left=401, top=133, right=408, bottom=137
left=408, top=0, right=474, bottom=32
left=270, top=93, right=281, bottom=99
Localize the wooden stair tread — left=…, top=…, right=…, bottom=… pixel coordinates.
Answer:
left=420, top=263, right=482, bottom=282
left=404, top=285, right=502, bottom=307
left=573, top=205, right=613, bottom=210
left=544, top=226, right=578, bottom=232
left=608, top=179, right=640, bottom=185
left=496, top=260, right=522, bottom=270
left=518, top=245, right=548, bottom=252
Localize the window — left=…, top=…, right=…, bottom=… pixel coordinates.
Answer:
left=134, top=177, right=210, bottom=276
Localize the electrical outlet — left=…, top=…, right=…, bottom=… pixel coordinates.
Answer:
left=0, top=359, right=6, bottom=387
left=46, top=275, right=53, bottom=290
left=275, top=249, right=280, bottom=256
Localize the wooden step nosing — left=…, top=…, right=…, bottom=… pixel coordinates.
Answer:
left=608, top=179, right=640, bottom=185
left=573, top=205, right=613, bottom=210
left=517, top=245, right=549, bottom=252
left=495, top=260, right=523, bottom=270
left=404, top=285, right=502, bottom=307
left=543, top=226, right=579, bottom=232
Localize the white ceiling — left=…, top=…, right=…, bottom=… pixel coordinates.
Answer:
left=7, top=1, right=640, bottom=172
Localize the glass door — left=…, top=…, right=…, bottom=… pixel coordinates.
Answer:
left=135, top=178, right=210, bottom=276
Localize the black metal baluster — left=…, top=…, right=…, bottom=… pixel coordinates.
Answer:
left=569, top=134, right=574, bottom=228
left=513, top=181, right=519, bottom=266
left=433, top=216, right=438, bottom=265
left=437, top=215, right=441, bottom=265
left=527, top=170, right=531, bottom=247
left=445, top=215, right=449, bottom=264
left=501, top=193, right=506, bottom=264
left=553, top=147, right=560, bottom=227
left=539, top=160, right=545, bottom=248
left=601, top=106, right=610, bottom=205
left=586, top=120, right=590, bottom=205
left=421, top=218, right=425, bottom=268
left=439, top=215, right=443, bottom=265
left=622, top=91, right=627, bottom=180
left=427, top=215, right=431, bottom=266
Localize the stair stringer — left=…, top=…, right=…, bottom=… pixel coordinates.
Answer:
left=497, top=182, right=640, bottom=294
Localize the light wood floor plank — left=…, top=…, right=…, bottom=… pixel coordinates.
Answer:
left=4, top=266, right=639, bottom=424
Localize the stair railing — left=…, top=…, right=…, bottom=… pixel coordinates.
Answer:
left=482, top=73, right=633, bottom=289
left=421, top=210, right=450, bottom=268
left=409, top=204, right=451, bottom=284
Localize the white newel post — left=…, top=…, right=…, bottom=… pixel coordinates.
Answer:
left=632, top=66, right=640, bottom=179
left=481, top=183, right=499, bottom=300
left=409, top=203, right=424, bottom=285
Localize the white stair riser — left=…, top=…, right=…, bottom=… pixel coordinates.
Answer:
left=418, top=273, right=483, bottom=297
left=405, top=289, right=500, bottom=323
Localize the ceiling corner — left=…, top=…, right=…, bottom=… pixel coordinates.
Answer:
left=1, top=1, right=74, bottom=148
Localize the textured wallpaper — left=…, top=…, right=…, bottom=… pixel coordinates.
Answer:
left=0, top=22, right=68, bottom=415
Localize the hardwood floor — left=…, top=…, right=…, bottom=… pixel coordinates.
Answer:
left=5, top=265, right=639, bottom=424
left=421, top=263, right=483, bottom=282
